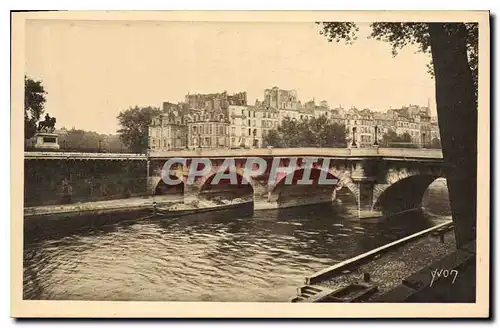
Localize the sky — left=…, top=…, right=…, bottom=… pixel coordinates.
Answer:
left=26, top=20, right=437, bottom=134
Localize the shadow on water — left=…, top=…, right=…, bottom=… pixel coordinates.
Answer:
left=24, top=211, right=152, bottom=245
left=24, top=202, right=255, bottom=245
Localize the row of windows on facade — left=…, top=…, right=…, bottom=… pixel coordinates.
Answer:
left=346, top=118, right=420, bottom=127
left=232, top=108, right=279, bottom=119
left=151, top=129, right=186, bottom=138
left=230, top=137, right=256, bottom=144
left=149, top=138, right=185, bottom=148
left=190, top=124, right=228, bottom=136
left=191, top=137, right=227, bottom=146
left=151, top=114, right=227, bottom=126
left=396, top=121, right=419, bottom=129
left=229, top=127, right=259, bottom=137
left=230, top=119, right=278, bottom=128
left=355, top=127, right=421, bottom=136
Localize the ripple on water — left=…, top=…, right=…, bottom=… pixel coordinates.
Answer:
left=23, top=200, right=450, bottom=301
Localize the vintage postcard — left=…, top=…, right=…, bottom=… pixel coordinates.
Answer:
left=11, top=11, right=490, bottom=318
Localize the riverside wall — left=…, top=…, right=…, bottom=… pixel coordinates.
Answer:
left=24, top=159, right=149, bottom=207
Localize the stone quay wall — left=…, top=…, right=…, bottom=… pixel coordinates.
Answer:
left=24, top=159, right=148, bottom=207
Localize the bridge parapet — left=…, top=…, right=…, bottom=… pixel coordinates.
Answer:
left=377, top=148, right=443, bottom=160
left=24, top=148, right=443, bottom=161
left=25, top=151, right=147, bottom=161
left=148, top=147, right=443, bottom=160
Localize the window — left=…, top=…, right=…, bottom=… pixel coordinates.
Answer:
left=248, top=128, right=251, bottom=136
left=248, top=119, right=251, bottom=126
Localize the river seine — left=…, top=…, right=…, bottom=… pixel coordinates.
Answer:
left=23, top=179, right=451, bottom=302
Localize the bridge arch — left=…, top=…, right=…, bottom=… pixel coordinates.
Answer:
left=154, top=174, right=185, bottom=197
left=372, top=174, right=443, bottom=215
left=269, top=167, right=349, bottom=207
left=196, top=169, right=255, bottom=203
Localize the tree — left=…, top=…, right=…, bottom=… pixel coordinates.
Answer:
left=381, top=129, right=417, bottom=148
left=24, top=76, right=47, bottom=139
left=318, top=22, right=478, bottom=247
left=117, top=106, right=160, bottom=153
left=262, top=129, right=284, bottom=148
left=263, top=116, right=347, bottom=148
left=56, top=128, right=126, bottom=153
left=429, top=137, right=442, bottom=149
left=380, top=129, right=398, bottom=146
left=400, top=132, right=412, bottom=143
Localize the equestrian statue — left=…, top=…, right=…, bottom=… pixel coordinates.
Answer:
left=37, top=113, right=57, bottom=133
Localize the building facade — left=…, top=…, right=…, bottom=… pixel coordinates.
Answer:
left=149, top=111, right=188, bottom=151
left=148, top=88, right=440, bottom=151
left=187, top=114, right=230, bottom=149
left=228, top=105, right=279, bottom=148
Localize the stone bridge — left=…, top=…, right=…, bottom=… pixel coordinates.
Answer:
left=147, top=148, right=445, bottom=215
left=23, top=148, right=444, bottom=215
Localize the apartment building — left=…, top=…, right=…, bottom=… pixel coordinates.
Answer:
left=149, top=88, right=440, bottom=151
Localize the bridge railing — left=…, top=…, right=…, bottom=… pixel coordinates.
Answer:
left=25, top=147, right=443, bottom=160
left=377, top=148, right=443, bottom=159
left=148, top=147, right=443, bottom=159
left=24, top=151, right=147, bottom=160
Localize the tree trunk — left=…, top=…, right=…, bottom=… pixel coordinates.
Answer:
left=428, top=23, right=477, bottom=248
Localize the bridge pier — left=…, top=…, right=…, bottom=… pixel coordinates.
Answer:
left=350, top=160, right=376, bottom=210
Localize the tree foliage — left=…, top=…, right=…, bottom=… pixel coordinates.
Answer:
left=380, top=129, right=418, bottom=148
left=57, top=128, right=126, bottom=153
left=24, top=76, right=47, bottom=139
left=429, top=137, right=442, bottom=149
left=317, top=22, right=478, bottom=102
left=263, top=116, right=347, bottom=148
left=117, top=106, right=160, bottom=153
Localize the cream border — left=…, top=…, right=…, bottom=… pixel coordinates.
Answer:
left=11, top=10, right=490, bottom=318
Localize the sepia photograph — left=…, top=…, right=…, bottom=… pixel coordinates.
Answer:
left=11, top=10, right=490, bottom=318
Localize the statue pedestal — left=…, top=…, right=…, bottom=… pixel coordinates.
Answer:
left=34, top=132, right=60, bottom=150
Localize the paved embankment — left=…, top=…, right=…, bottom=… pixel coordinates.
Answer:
left=23, top=195, right=182, bottom=218
left=302, top=221, right=458, bottom=301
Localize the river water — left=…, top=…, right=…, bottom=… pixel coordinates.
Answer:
left=23, top=179, right=451, bottom=302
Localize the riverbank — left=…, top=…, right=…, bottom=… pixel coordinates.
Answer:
left=23, top=195, right=182, bottom=218
left=291, top=220, right=470, bottom=302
